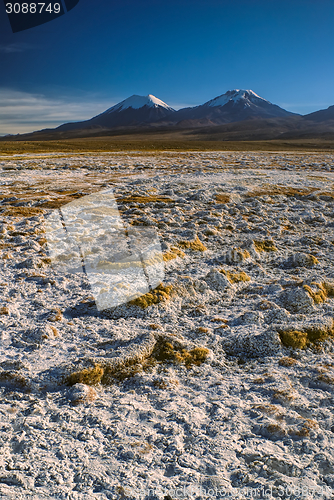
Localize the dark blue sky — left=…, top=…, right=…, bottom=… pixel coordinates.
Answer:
left=1, top=0, right=334, bottom=133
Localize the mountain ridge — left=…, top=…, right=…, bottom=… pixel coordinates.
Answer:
left=3, top=89, right=334, bottom=142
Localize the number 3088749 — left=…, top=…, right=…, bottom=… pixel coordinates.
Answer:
left=5, top=3, right=61, bottom=14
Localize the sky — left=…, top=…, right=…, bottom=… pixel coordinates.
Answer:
left=1, top=0, right=334, bottom=134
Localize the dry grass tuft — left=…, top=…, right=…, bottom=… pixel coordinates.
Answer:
left=253, top=239, right=277, bottom=252
left=273, top=389, right=295, bottom=402
left=163, top=247, right=186, bottom=261
left=149, top=323, right=161, bottom=330
left=266, top=423, right=287, bottom=436
left=119, top=195, right=174, bottom=204
left=48, top=308, right=63, bottom=322
left=323, top=281, right=334, bottom=297
left=128, top=283, right=174, bottom=309
left=0, top=306, right=9, bottom=315
left=153, top=378, right=179, bottom=390
left=215, top=194, right=230, bottom=203
left=317, top=373, right=334, bottom=385
left=152, top=337, right=209, bottom=368
left=279, top=319, right=334, bottom=349
left=304, top=321, right=334, bottom=342
left=253, top=377, right=265, bottom=384
left=0, top=371, right=28, bottom=389
left=290, top=419, right=319, bottom=437
left=178, top=236, right=207, bottom=252
left=66, top=364, right=104, bottom=386
left=245, top=185, right=318, bottom=199
left=220, top=269, right=251, bottom=283
left=279, top=357, right=297, bottom=367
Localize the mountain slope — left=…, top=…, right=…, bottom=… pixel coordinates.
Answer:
left=165, top=89, right=298, bottom=127
left=303, top=105, right=334, bottom=122
left=57, top=94, right=176, bottom=132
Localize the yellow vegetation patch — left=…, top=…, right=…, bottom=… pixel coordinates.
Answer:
left=177, top=236, right=207, bottom=252
left=102, top=361, right=151, bottom=383
left=128, top=283, right=174, bottom=308
left=152, top=337, right=209, bottom=368
left=163, top=247, right=186, bottom=261
left=303, top=283, right=327, bottom=304
left=119, top=195, right=174, bottom=204
left=279, top=330, right=308, bottom=349
left=2, top=206, right=45, bottom=217
left=220, top=269, right=251, bottom=283
left=66, top=364, right=104, bottom=386
left=279, top=320, right=334, bottom=349
left=253, top=239, right=277, bottom=252
left=303, top=281, right=334, bottom=304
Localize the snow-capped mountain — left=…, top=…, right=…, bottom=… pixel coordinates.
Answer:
left=168, top=89, right=297, bottom=126
left=105, top=94, right=173, bottom=112
left=206, top=89, right=269, bottom=107
left=57, top=94, right=175, bottom=131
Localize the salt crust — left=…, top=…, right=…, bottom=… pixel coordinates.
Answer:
left=0, top=152, right=334, bottom=499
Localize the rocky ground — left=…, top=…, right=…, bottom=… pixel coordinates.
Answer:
left=0, top=151, right=334, bottom=500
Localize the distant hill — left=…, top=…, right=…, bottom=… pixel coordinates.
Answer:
left=303, top=105, right=334, bottom=123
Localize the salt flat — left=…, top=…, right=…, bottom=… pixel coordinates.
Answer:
left=0, top=151, right=334, bottom=499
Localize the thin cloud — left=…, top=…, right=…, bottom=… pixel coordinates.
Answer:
left=0, top=43, right=34, bottom=53
left=0, top=89, right=116, bottom=134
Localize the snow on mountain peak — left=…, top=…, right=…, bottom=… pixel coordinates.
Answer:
left=207, top=89, right=271, bottom=108
left=106, top=94, right=174, bottom=113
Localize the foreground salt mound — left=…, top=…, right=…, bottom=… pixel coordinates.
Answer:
left=204, top=269, right=232, bottom=291
left=284, top=252, right=319, bottom=268
left=218, top=326, right=282, bottom=357
left=279, top=286, right=315, bottom=313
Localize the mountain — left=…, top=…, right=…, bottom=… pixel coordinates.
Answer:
left=57, top=94, right=175, bottom=132
left=303, top=105, right=334, bottom=122
left=166, top=89, right=298, bottom=127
